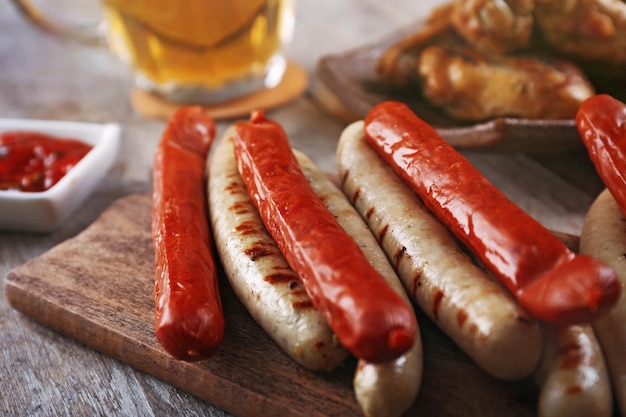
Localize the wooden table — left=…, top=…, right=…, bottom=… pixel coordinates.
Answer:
left=0, top=1, right=607, bottom=416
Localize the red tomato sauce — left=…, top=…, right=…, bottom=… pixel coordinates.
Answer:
left=0, top=131, right=93, bottom=192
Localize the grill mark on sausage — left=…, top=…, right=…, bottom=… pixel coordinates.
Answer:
left=293, top=300, right=315, bottom=309
left=457, top=309, right=468, bottom=327
left=411, top=267, right=424, bottom=294
left=394, top=245, right=407, bottom=266
left=378, top=224, right=389, bottom=242
left=224, top=180, right=244, bottom=194
left=262, top=270, right=315, bottom=312
left=557, top=342, right=582, bottom=356
left=291, top=288, right=309, bottom=298
left=351, top=187, right=361, bottom=204
left=557, top=342, right=584, bottom=369
left=244, top=242, right=276, bottom=261
left=314, top=340, right=326, bottom=351
left=365, top=206, right=375, bottom=220
left=566, top=385, right=584, bottom=394
left=264, top=272, right=295, bottom=284
left=286, top=278, right=310, bottom=299
left=235, top=220, right=262, bottom=235
left=229, top=201, right=251, bottom=215
left=432, top=290, right=444, bottom=321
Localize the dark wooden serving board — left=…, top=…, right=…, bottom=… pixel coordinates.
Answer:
left=5, top=193, right=541, bottom=417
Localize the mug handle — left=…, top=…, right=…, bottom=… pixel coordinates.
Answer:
left=11, top=0, right=107, bottom=46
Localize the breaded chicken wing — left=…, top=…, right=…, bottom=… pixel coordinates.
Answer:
left=417, top=44, right=595, bottom=121
left=451, top=0, right=535, bottom=55
left=375, top=0, right=626, bottom=121
left=534, top=0, right=626, bottom=67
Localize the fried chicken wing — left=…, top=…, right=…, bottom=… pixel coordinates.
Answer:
left=377, top=3, right=457, bottom=88
left=449, top=0, right=626, bottom=66
left=451, top=0, right=535, bottom=55
left=534, top=0, right=626, bottom=67
left=375, top=0, right=625, bottom=122
left=417, top=44, right=595, bottom=121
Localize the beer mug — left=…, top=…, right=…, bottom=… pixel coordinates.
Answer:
left=13, top=0, right=296, bottom=104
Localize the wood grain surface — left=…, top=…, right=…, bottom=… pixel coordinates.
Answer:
left=5, top=193, right=544, bottom=417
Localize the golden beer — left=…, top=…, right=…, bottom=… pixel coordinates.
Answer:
left=102, top=0, right=294, bottom=102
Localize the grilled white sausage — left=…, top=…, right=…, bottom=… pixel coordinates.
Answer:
left=579, top=188, right=626, bottom=416
left=295, top=150, right=422, bottom=417
left=534, top=324, right=613, bottom=417
left=208, top=130, right=348, bottom=372
left=336, top=121, right=543, bottom=380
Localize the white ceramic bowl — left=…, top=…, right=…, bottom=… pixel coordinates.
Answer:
left=0, top=119, right=121, bottom=233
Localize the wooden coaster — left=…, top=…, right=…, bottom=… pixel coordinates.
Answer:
left=130, top=61, right=309, bottom=121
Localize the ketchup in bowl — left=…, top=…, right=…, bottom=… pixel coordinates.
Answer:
left=0, top=131, right=93, bottom=192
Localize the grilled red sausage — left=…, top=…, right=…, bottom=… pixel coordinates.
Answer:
left=233, top=110, right=417, bottom=363
left=152, top=106, right=224, bottom=361
left=364, top=101, right=620, bottom=324
left=576, top=94, right=626, bottom=215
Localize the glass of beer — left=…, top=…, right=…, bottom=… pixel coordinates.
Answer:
left=13, top=0, right=296, bottom=103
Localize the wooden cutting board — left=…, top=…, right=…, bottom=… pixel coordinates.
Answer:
left=4, top=193, right=541, bottom=417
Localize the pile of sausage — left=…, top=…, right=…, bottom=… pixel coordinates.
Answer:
left=150, top=94, right=626, bottom=417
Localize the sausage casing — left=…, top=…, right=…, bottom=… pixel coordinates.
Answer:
left=535, top=324, right=613, bottom=417
left=576, top=94, right=626, bottom=215
left=233, top=111, right=416, bottom=363
left=152, top=106, right=224, bottom=361
left=579, top=188, right=626, bottom=416
left=363, top=100, right=620, bottom=324
left=337, top=120, right=543, bottom=380
left=208, top=130, right=348, bottom=372
left=295, top=149, right=422, bottom=417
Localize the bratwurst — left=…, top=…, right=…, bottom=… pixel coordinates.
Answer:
left=232, top=110, right=417, bottom=364
left=208, top=125, right=422, bottom=416
left=337, top=120, right=543, bottom=380
left=579, top=188, right=626, bottom=416
left=534, top=323, right=613, bottom=417
left=208, top=130, right=348, bottom=372
left=295, top=149, right=422, bottom=417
